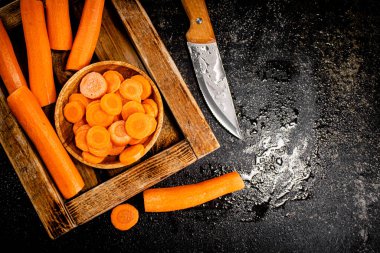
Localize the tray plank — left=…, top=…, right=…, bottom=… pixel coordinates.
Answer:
left=66, top=140, right=196, bottom=225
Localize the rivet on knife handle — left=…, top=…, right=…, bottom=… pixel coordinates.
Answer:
left=181, top=0, right=215, bottom=43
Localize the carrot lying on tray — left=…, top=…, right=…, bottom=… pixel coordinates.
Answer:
left=143, top=171, right=245, bottom=212
left=66, top=0, right=105, bottom=70
left=46, top=0, right=73, bottom=50
left=0, top=20, right=84, bottom=199
left=0, top=20, right=27, bottom=93
left=20, top=0, right=56, bottom=107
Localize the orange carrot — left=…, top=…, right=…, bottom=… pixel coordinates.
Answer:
left=0, top=20, right=27, bottom=94
left=131, top=75, right=152, bottom=100
left=75, top=126, right=89, bottom=152
left=119, top=144, right=144, bottom=165
left=119, top=78, right=143, bottom=103
left=108, top=144, right=125, bottom=156
left=111, top=203, right=139, bottom=231
left=88, top=141, right=112, bottom=157
left=66, top=0, right=105, bottom=70
left=103, top=70, right=122, bottom=93
left=20, top=0, right=56, bottom=107
left=80, top=72, right=108, bottom=99
left=142, top=103, right=155, bottom=118
left=69, top=93, right=90, bottom=107
left=121, top=101, right=145, bottom=120
left=46, top=0, right=73, bottom=50
left=86, top=101, right=114, bottom=127
left=125, top=113, right=157, bottom=140
left=82, top=151, right=105, bottom=164
left=143, top=171, right=245, bottom=212
left=63, top=100, right=85, bottom=123
left=142, top=99, right=158, bottom=118
left=7, top=86, right=84, bottom=199
left=86, top=125, right=111, bottom=149
left=72, top=119, right=87, bottom=135
left=108, top=120, right=131, bottom=146
left=100, top=93, right=122, bottom=116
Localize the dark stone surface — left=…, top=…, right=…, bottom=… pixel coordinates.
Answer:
left=0, top=0, right=379, bottom=252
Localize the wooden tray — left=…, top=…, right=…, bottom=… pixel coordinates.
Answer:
left=0, top=0, right=219, bottom=239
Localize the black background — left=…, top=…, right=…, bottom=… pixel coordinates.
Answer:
left=0, top=0, right=379, bottom=252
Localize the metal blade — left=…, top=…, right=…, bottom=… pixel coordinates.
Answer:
left=187, top=42, right=242, bottom=139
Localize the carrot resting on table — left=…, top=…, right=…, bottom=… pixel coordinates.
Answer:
left=20, top=0, right=56, bottom=107
left=0, top=20, right=27, bottom=94
left=46, top=0, right=73, bottom=50
left=143, top=171, right=245, bottom=212
left=111, top=203, right=139, bottom=231
left=66, top=0, right=105, bottom=70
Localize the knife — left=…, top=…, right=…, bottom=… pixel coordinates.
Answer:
left=181, top=0, right=242, bottom=139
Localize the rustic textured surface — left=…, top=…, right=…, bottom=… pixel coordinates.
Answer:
left=0, top=0, right=379, bottom=252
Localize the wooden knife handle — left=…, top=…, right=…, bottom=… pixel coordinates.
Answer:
left=181, top=0, right=215, bottom=44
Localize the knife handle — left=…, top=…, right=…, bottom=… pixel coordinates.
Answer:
left=181, top=0, right=216, bottom=44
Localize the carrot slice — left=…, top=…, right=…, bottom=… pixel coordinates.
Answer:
left=46, top=0, right=73, bottom=50
left=121, top=101, right=145, bottom=120
left=20, top=0, right=56, bottom=107
left=125, top=113, right=157, bottom=140
left=75, top=126, right=89, bottom=152
left=100, top=93, right=122, bottom=116
left=0, top=20, right=28, bottom=94
left=128, top=136, right=149, bottom=146
left=111, top=203, right=139, bottom=231
left=66, top=0, right=105, bottom=70
left=142, top=99, right=158, bottom=118
left=131, top=75, right=152, bottom=100
left=143, top=171, right=245, bottom=212
left=103, top=70, right=122, bottom=93
left=82, top=151, right=105, bottom=164
left=88, top=141, right=112, bottom=157
left=72, top=119, right=87, bottom=135
left=108, top=144, right=125, bottom=156
left=108, top=120, right=132, bottom=146
left=86, top=125, right=111, bottom=149
left=63, top=101, right=85, bottom=123
left=119, top=78, right=143, bottom=103
left=86, top=101, right=114, bottom=127
left=119, top=144, right=144, bottom=165
left=69, top=93, right=90, bottom=107
left=142, top=103, right=155, bottom=118
left=80, top=72, right=108, bottom=99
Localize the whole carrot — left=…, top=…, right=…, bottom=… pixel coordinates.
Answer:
left=0, top=19, right=27, bottom=94
left=0, top=20, right=84, bottom=199
left=66, top=0, right=105, bottom=70
left=7, top=86, right=85, bottom=199
left=46, top=0, right=73, bottom=50
left=20, top=0, right=56, bottom=107
left=143, top=171, right=245, bottom=212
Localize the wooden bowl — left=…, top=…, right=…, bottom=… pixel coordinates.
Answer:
left=54, top=61, right=164, bottom=169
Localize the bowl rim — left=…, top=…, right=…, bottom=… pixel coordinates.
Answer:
left=54, top=60, right=164, bottom=169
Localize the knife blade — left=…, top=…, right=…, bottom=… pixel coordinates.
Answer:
left=181, top=0, right=242, bottom=139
